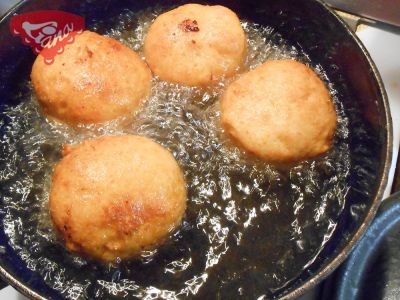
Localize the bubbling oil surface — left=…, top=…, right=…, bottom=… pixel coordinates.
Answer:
left=0, top=7, right=350, bottom=299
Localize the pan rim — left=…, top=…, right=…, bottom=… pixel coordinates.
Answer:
left=0, top=0, right=393, bottom=299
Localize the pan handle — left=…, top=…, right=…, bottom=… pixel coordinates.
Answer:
left=335, top=192, right=400, bottom=300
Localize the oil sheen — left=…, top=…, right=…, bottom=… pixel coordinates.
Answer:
left=0, top=7, right=350, bottom=300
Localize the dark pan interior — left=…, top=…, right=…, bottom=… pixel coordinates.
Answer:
left=0, top=0, right=391, bottom=299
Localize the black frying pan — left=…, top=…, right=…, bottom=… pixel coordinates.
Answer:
left=334, top=191, right=400, bottom=300
left=0, top=0, right=392, bottom=299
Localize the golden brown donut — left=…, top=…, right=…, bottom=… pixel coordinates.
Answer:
left=221, top=59, right=337, bottom=164
left=31, top=31, right=152, bottom=125
left=144, top=4, right=247, bottom=86
left=49, top=135, right=186, bottom=262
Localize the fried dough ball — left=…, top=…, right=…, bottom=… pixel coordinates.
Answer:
left=221, top=60, right=337, bottom=164
left=144, top=4, right=247, bottom=86
left=31, top=31, right=152, bottom=125
left=49, top=135, right=186, bottom=262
